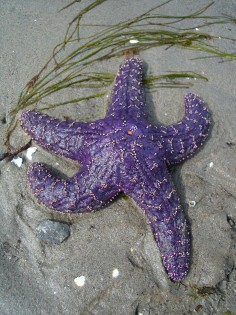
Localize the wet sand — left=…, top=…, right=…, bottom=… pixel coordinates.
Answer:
left=0, top=1, right=236, bottom=314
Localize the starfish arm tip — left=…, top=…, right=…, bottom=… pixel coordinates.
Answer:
left=163, top=93, right=211, bottom=165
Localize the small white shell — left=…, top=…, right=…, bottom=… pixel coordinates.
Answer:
left=74, top=275, right=85, bottom=287
left=26, top=147, right=37, bottom=160
left=129, top=39, right=139, bottom=44
left=11, top=156, right=23, bottom=168
left=112, top=268, right=119, bottom=278
left=188, top=200, right=196, bottom=208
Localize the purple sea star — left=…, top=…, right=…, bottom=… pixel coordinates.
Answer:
left=20, top=55, right=210, bottom=281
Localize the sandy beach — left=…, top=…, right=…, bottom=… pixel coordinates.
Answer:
left=0, top=1, right=236, bottom=314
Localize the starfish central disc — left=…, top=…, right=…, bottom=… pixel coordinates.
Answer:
left=126, top=123, right=142, bottom=136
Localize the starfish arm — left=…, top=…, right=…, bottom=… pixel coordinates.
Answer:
left=21, top=110, right=104, bottom=162
left=122, top=157, right=190, bottom=282
left=27, top=162, right=119, bottom=213
left=148, top=199, right=190, bottom=282
left=107, top=57, right=147, bottom=121
left=160, top=93, right=210, bottom=165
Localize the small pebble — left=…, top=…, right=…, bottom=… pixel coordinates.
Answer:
left=36, top=220, right=70, bottom=244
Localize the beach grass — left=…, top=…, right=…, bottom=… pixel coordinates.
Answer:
left=5, top=0, right=236, bottom=147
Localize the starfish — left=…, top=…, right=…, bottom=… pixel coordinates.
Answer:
left=20, top=55, right=210, bottom=281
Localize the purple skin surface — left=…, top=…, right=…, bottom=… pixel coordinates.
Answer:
left=21, top=56, right=210, bottom=281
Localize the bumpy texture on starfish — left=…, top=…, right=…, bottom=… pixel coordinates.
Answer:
left=21, top=56, right=210, bottom=281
